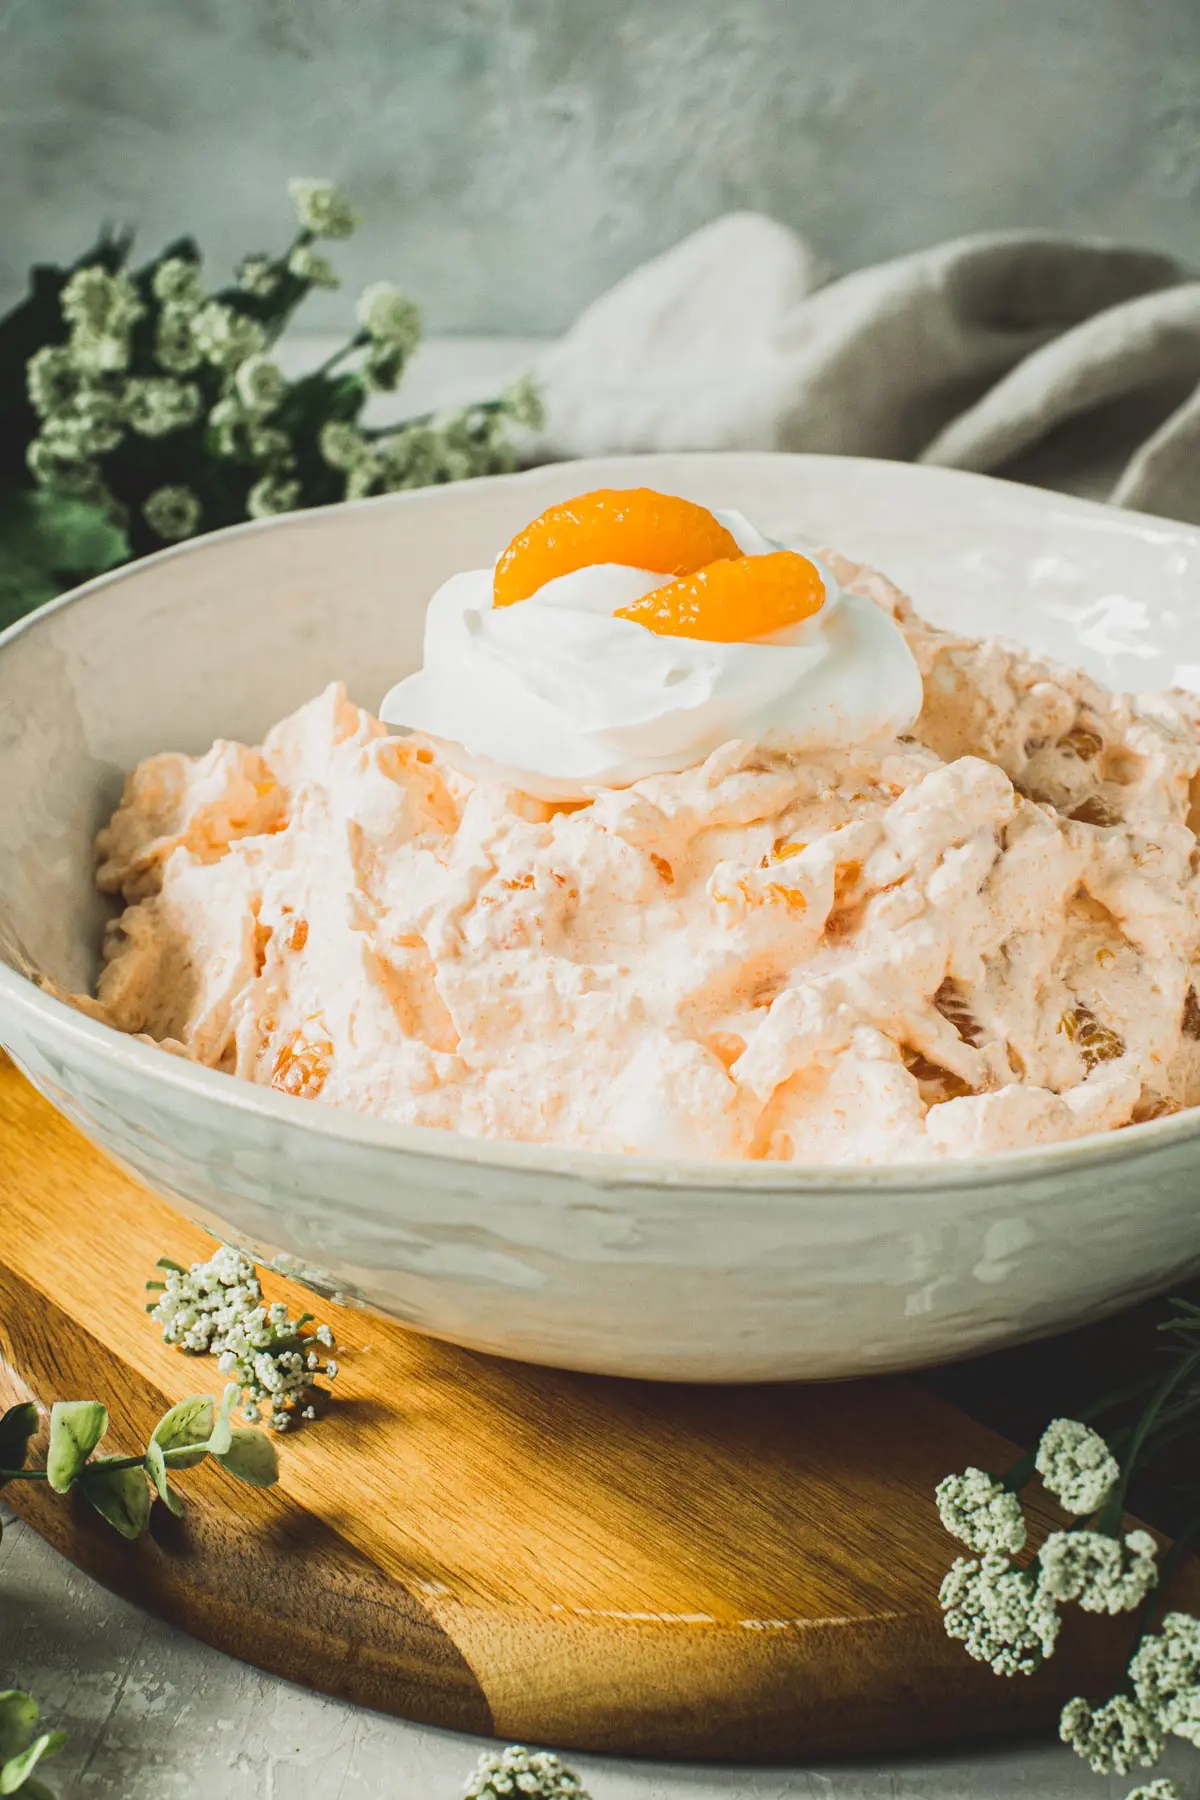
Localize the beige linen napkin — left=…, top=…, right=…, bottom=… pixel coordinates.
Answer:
left=535, top=214, right=1200, bottom=522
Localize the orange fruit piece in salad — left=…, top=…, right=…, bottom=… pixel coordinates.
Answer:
left=493, top=488, right=740, bottom=608
left=615, top=551, right=825, bottom=643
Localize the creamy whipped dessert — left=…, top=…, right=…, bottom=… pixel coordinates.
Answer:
left=79, top=487, right=1200, bottom=1163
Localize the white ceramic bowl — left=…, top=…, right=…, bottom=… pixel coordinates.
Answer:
left=4, top=453, right=1200, bottom=1382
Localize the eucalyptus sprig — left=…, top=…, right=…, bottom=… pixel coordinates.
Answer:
left=934, top=1294, right=1200, bottom=1800
left=0, top=1689, right=65, bottom=1799
left=0, top=1385, right=277, bottom=1542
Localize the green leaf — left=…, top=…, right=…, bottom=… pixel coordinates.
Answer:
left=45, top=1401, right=107, bottom=1493
left=0, top=489, right=130, bottom=631
left=151, top=1395, right=214, bottom=1471
left=214, top=1428, right=279, bottom=1489
left=0, top=1404, right=39, bottom=1485
left=0, top=1693, right=37, bottom=1761
left=143, top=1438, right=182, bottom=1517
left=79, top=1457, right=150, bottom=1539
left=0, top=1729, right=66, bottom=1795
left=206, top=1384, right=239, bottom=1459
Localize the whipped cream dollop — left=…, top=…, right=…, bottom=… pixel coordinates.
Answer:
left=380, top=507, right=923, bottom=798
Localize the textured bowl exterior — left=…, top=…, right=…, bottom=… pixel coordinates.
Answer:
left=3, top=453, right=1200, bottom=1381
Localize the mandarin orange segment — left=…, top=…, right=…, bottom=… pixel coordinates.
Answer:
left=615, top=550, right=825, bottom=643
left=493, top=488, right=740, bottom=607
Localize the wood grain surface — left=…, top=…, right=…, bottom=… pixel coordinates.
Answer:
left=1, top=1054, right=1195, bottom=1761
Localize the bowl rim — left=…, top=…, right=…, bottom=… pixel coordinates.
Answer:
left=5, top=448, right=1200, bottom=1197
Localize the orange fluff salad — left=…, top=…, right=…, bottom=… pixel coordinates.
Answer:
left=76, top=488, right=1200, bottom=1163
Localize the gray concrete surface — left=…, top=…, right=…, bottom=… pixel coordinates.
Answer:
left=4, top=1500, right=1189, bottom=1799
left=2, top=0, right=1199, bottom=336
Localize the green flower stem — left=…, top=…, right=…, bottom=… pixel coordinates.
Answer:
left=1, top=1452, right=148, bottom=1482
left=998, top=1363, right=1189, bottom=1498
left=360, top=395, right=511, bottom=444
left=312, top=333, right=367, bottom=380
left=1097, top=1347, right=1200, bottom=1534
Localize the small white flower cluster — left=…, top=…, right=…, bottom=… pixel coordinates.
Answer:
left=1130, top=1612, right=1200, bottom=1747
left=932, top=1426, right=1200, bottom=1790
left=463, top=1746, right=590, bottom=1800
left=1060, top=1693, right=1163, bottom=1776
left=936, top=1467, right=1027, bottom=1555
left=1040, top=1528, right=1159, bottom=1615
left=25, top=265, right=147, bottom=498
left=124, top=375, right=203, bottom=439
left=143, top=485, right=202, bottom=544
left=1036, top=1418, right=1120, bottom=1515
left=150, top=1244, right=336, bottom=1430
left=355, top=281, right=421, bottom=389
left=289, top=177, right=361, bottom=240
left=237, top=254, right=280, bottom=299
left=60, top=264, right=145, bottom=368
left=318, top=374, right=543, bottom=503
left=20, top=176, right=535, bottom=561
left=937, top=1420, right=1161, bottom=1689
left=940, top=1553, right=1060, bottom=1677
left=288, top=243, right=340, bottom=288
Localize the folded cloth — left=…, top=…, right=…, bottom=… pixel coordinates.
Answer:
left=535, top=214, right=1200, bottom=522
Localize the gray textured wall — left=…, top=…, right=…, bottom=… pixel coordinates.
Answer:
left=2, top=0, right=1199, bottom=336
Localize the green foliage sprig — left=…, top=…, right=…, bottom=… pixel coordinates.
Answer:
left=934, top=1296, right=1200, bottom=1800
left=0, top=177, right=542, bottom=626
left=0, top=1385, right=277, bottom=1543
left=0, top=1384, right=280, bottom=1790
left=0, top=1689, right=65, bottom=1799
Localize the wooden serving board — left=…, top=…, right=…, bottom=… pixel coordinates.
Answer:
left=1, top=1054, right=1196, bottom=1762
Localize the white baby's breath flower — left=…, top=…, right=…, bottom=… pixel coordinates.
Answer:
left=192, top=302, right=267, bottom=370
left=233, top=353, right=287, bottom=416
left=345, top=455, right=382, bottom=501
left=1060, top=1693, right=1163, bottom=1775
left=356, top=281, right=421, bottom=353
left=501, top=370, right=545, bottom=433
left=464, top=1745, right=590, bottom=1800
left=40, top=398, right=124, bottom=459
left=247, top=424, right=293, bottom=466
left=26, top=344, right=82, bottom=417
left=286, top=243, right=340, bottom=288
left=207, top=394, right=247, bottom=457
left=150, top=1244, right=336, bottom=1428
left=143, top=484, right=202, bottom=543
left=1039, top=1529, right=1158, bottom=1615
left=1125, top=1782, right=1182, bottom=1800
left=1036, top=1418, right=1120, bottom=1515
left=60, top=265, right=144, bottom=337
left=939, top=1553, right=1060, bottom=1676
left=69, top=330, right=131, bottom=375
left=247, top=474, right=301, bottom=519
left=25, top=434, right=102, bottom=496
left=124, top=376, right=202, bottom=438
left=236, top=254, right=280, bottom=299
left=318, top=419, right=371, bottom=471
left=288, top=176, right=360, bottom=239
left=151, top=256, right=205, bottom=309
left=1130, top=1611, right=1200, bottom=1747
left=936, top=1468, right=1027, bottom=1556
left=376, top=424, right=437, bottom=490
left=155, top=306, right=204, bottom=375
